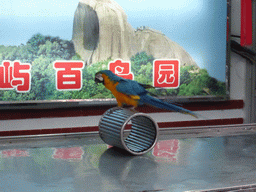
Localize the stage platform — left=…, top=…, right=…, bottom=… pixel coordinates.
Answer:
left=0, top=125, right=256, bottom=192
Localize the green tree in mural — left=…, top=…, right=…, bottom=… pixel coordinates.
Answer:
left=27, top=33, right=75, bottom=60
left=131, top=52, right=154, bottom=77
left=0, top=34, right=77, bottom=101
left=27, top=33, right=47, bottom=55
left=81, top=60, right=113, bottom=99
left=178, top=68, right=226, bottom=96
left=31, top=56, right=54, bottom=100
left=0, top=34, right=226, bottom=102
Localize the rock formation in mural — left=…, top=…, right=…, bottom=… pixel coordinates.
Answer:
left=72, top=0, right=198, bottom=67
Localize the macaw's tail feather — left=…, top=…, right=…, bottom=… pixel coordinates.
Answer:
left=141, top=95, right=198, bottom=118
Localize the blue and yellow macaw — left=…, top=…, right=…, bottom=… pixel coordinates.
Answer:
left=95, top=70, right=197, bottom=118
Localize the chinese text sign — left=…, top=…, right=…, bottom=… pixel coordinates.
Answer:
left=153, top=59, right=180, bottom=88
left=0, top=61, right=31, bottom=92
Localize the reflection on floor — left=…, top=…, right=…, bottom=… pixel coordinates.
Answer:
left=0, top=134, right=256, bottom=191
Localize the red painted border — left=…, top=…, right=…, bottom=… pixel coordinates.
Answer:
left=0, top=118, right=243, bottom=137
left=241, top=0, right=252, bottom=46
left=158, top=118, right=243, bottom=128
left=0, top=100, right=243, bottom=120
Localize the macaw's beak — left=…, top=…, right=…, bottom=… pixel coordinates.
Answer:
left=95, top=73, right=104, bottom=84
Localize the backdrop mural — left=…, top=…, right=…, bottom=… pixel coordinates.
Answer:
left=0, top=0, right=227, bottom=102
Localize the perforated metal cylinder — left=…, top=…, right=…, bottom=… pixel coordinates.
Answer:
left=99, top=107, right=159, bottom=155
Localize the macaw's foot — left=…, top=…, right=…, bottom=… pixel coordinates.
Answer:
left=121, top=104, right=138, bottom=113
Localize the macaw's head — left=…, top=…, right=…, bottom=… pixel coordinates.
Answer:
left=95, top=70, right=122, bottom=85
left=95, top=71, right=105, bottom=85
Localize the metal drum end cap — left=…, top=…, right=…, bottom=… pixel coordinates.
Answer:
left=98, top=107, right=159, bottom=155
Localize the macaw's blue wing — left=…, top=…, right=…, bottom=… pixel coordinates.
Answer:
left=140, top=94, right=198, bottom=118
left=115, top=79, right=148, bottom=97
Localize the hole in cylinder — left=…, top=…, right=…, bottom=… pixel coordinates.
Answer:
left=122, top=115, right=157, bottom=154
left=123, top=120, right=132, bottom=141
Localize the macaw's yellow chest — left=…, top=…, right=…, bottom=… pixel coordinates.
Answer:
left=102, top=74, right=140, bottom=107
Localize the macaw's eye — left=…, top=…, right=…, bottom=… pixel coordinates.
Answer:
left=95, top=73, right=104, bottom=84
